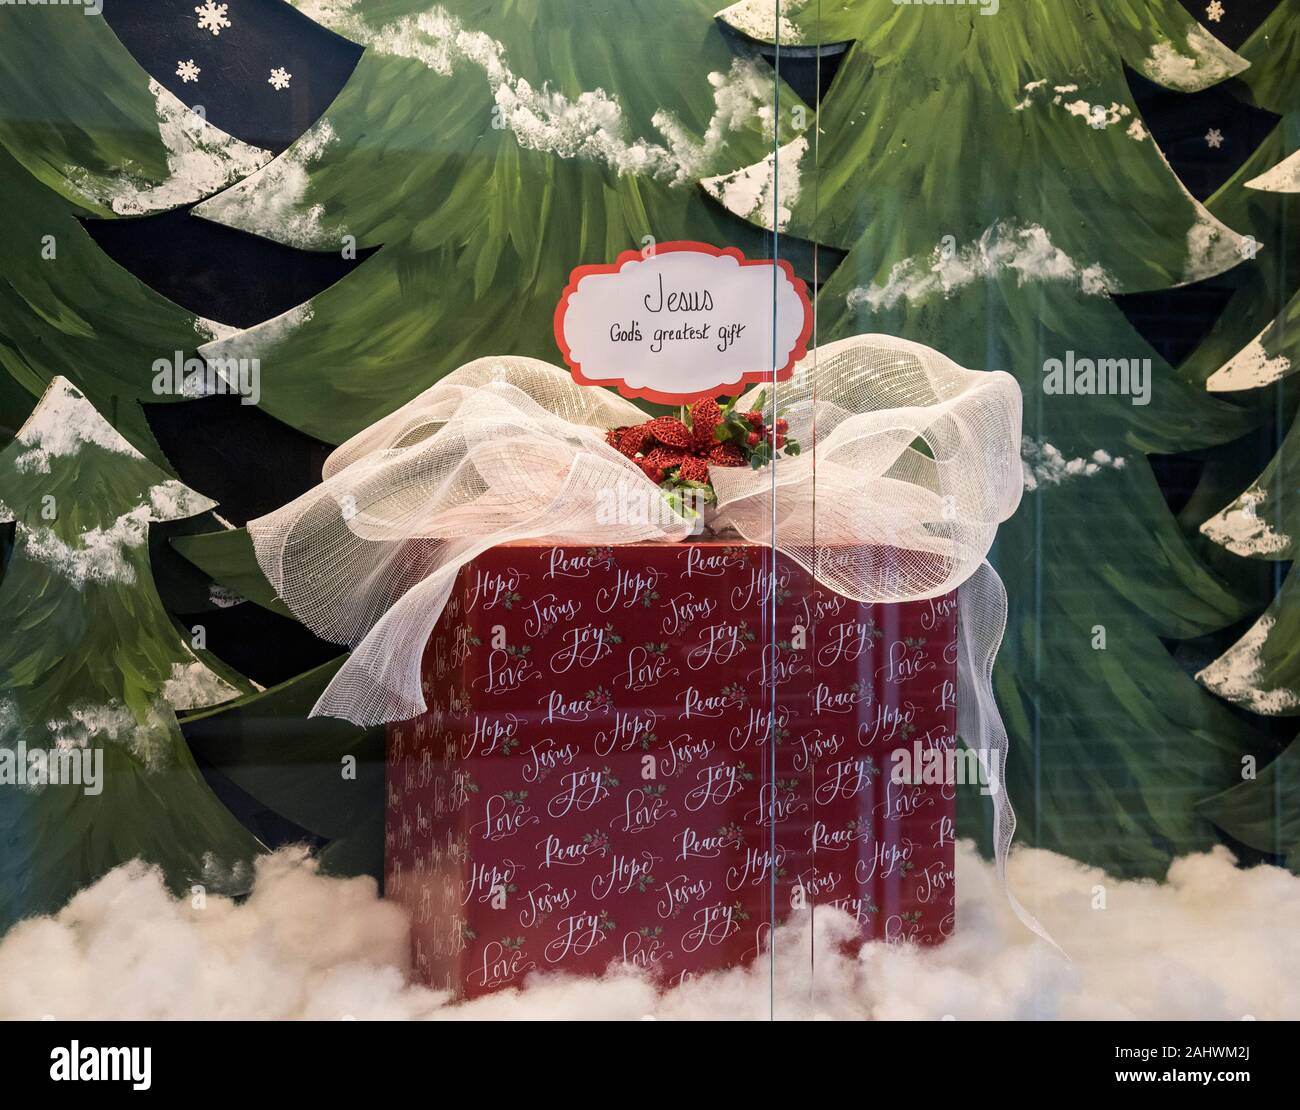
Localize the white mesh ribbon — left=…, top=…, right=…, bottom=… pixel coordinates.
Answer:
left=248, top=333, right=1052, bottom=944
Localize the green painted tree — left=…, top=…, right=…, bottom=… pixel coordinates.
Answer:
left=1180, top=0, right=1298, bottom=390
left=0, top=0, right=797, bottom=906
left=710, top=0, right=1270, bottom=877
left=1186, top=2, right=1300, bottom=867
left=1191, top=1, right=1297, bottom=570
left=0, top=379, right=262, bottom=930
left=0, top=5, right=401, bottom=904
left=182, top=0, right=802, bottom=441
left=0, top=6, right=274, bottom=457
left=2, top=0, right=1281, bottom=896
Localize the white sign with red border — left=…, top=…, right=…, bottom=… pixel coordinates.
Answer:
left=554, top=241, right=813, bottom=405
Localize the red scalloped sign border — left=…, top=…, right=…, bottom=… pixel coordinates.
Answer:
left=554, top=241, right=814, bottom=405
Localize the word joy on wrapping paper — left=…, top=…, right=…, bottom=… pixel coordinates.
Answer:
left=554, top=241, right=814, bottom=404
left=386, top=541, right=958, bottom=999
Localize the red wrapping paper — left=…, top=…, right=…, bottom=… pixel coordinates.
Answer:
left=386, top=541, right=957, bottom=998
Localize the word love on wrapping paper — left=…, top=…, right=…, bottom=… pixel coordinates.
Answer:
left=554, top=242, right=814, bottom=404
left=386, top=541, right=959, bottom=999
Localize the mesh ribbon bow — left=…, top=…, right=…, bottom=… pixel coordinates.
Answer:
left=248, top=333, right=1052, bottom=946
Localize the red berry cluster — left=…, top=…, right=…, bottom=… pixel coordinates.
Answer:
left=604, top=393, right=799, bottom=493
left=741, top=409, right=790, bottom=451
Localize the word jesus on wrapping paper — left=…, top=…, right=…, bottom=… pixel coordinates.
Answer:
left=386, top=541, right=958, bottom=999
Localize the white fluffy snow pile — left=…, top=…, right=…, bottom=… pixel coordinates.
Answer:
left=1, top=842, right=1296, bottom=1021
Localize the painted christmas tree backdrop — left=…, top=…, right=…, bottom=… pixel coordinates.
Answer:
left=0, top=0, right=1295, bottom=930
left=1184, top=0, right=1300, bottom=866
left=0, top=379, right=262, bottom=924
left=709, top=0, right=1289, bottom=877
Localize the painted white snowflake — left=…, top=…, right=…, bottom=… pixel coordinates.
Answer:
left=268, top=67, right=292, bottom=91
left=195, top=2, right=231, bottom=36
left=1206, top=1, right=1225, bottom=23
left=175, top=59, right=201, bottom=84
left=1206, top=128, right=1225, bottom=149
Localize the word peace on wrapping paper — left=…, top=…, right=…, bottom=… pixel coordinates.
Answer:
left=554, top=242, right=813, bottom=404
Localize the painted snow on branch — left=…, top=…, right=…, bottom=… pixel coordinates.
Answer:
left=714, top=0, right=807, bottom=45
left=148, top=479, right=217, bottom=522
left=11, top=379, right=141, bottom=475
left=6, top=384, right=216, bottom=584
left=3, top=677, right=228, bottom=771
left=208, top=583, right=247, bottom=609
left=194, top=120, right=341, bottom=249
left=1198, top=616, right=1300, bottom=716
left=289, top=1, right=778, bottom=188
left=655, top=61, right=782, bottom=184
left=1246, top=149, right=1300, bottom=194
left=1021, top=439, right=1126, bottom=493
left=1183, top=203, right=1248, bottom=284
left=0, top=699, right=17, bottom=741
left=68, top=81, right=270, bottom=217
left=845, top=222, right=1113, bottom=313
left=1014, top=81, right=1146, bottom=139
left=1149, top=142, right=1251, bottom=285
left=162, top=655, right=240, bottom=711
left=1140, top=24, right=1248, bottom=92
left=700, top=136, right=807, bottom=231
left=194, top=316, right=244, bottom=345
left=1012, top=82, right=1245, bottom=283
left=1060, top=97, right=1133, bottom=130
left=1063, top=100, right=1134, bottom=132
left=1207, top=322, right=1294, bottom=391
left=197, top=303, right=315, bottom=368
left=1012, top=78, right=1050, bottom=110
left=36, top=701, right=174, bottom=773
left=1201, top=486, right=1291, bottom=558
left=23, top=507, right=151, bottom=587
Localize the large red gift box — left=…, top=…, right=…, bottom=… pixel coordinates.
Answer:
left=385, top=540, right=957, bottom=998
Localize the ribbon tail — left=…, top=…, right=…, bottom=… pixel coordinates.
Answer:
left=957, top=561, right=1065, bottom=956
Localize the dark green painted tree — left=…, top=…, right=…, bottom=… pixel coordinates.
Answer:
left=0, top=7, right=386, bottom=917
left=182, top=0, right=801, bottom=441
left=712, top=0, right=1270, bottom=877
left=0, top=6, right=274, bottom=457
left=0, top=379, right=261, bottom=930
left=1187, top=2, right=1300, bottom=866
left=0, top=0, right=797, bottom=912
left=3, top=0, right=1288, bottom=907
